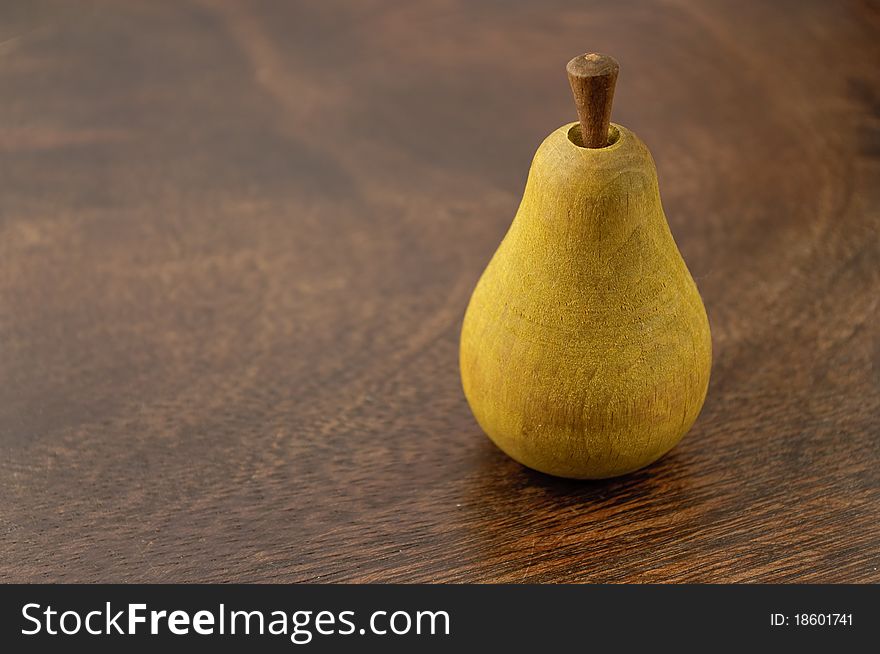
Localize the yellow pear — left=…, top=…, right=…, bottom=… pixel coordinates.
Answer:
left=460, top=54, right=711, bottom=479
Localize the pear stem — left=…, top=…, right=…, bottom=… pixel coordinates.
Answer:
left=566, top=53, right=619, bottom=148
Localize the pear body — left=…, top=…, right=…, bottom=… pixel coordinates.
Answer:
left=460, top=123, right=711, bottom=479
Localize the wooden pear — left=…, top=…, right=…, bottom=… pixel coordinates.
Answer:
left=460, top=54, right=711, bottom=479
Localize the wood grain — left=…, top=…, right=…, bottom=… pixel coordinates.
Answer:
left=0, top=0, right=878, bottom=583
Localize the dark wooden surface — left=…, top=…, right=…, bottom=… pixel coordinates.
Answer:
left=1, top=0, right=878, bottom=583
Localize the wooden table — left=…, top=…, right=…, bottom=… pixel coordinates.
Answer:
left=2, top=1, right=878, bottom=583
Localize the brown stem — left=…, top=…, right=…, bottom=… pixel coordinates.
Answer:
left=566, top=53, right=619, bottom=148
